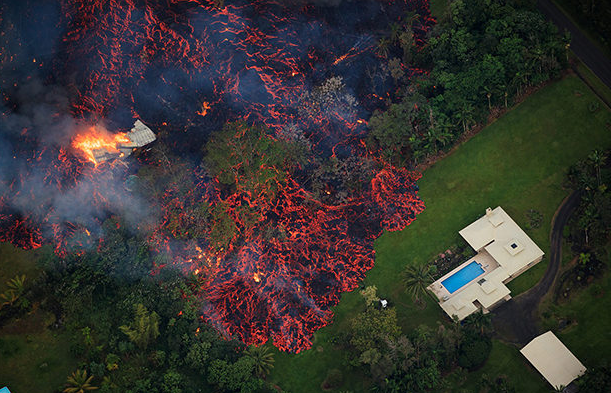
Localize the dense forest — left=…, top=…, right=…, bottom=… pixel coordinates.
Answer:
left=369, top=0, right=566, bottom=166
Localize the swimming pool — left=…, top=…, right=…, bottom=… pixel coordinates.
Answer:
left=441, top=261, right=485, bottom=294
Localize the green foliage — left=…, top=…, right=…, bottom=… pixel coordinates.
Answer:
left=185, top=340, right=211, bottom=373
left=401, top=264, right=435, bottom=304
left=0, top=274, right=27, bottom=309
left=457, top=333, right=492, bottom=370
left=349, top=307, right=401, bottom=354
left=359, top=285, right=380, bottom=307
left=203, top=121, right=299, bottom=196
left=370, top=0, right=566, bottom=166
left=202, top=121, right=305, bottom=250
left=244, top=345, right=275, bottom=377
left=119, top=303, right=160, bottom=350
left=161, top=370, right=183, bottom=393
left=207, top=356, right=260, bottom=392
left=463, top=309, right=493, bottom=336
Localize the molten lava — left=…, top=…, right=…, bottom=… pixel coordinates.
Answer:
left=0, top=0, right=435, bottom=353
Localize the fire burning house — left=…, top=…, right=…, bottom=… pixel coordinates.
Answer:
left=91, top=120, right=156, bottom=164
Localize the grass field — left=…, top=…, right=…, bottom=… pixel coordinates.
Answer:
left=0, top=243, right=77, bottom=392
left=269, top=75, right=611, bottom=392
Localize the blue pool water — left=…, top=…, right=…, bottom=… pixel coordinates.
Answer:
left=441, top=261, right=485, bottom=293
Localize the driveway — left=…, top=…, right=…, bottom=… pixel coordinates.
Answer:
left=491, top=190, right=581, bottom=345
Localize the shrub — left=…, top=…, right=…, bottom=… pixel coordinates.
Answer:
left=457, top=335, right=491, bottom=370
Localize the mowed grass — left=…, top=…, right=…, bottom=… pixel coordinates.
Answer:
left=456, top=340, right=549, bottom=393
left=0, top=243, right=77, bottom=392
left=270, top=75, right=611, bottom=392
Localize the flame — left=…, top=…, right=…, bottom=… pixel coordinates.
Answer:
left=72, top=125, right=129, bottom=165
left=197, top=101, right=211, bottom=117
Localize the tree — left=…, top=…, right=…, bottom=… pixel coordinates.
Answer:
left=244, top=345, right=275, bottom=377
left=360, top=285, right=380, bottom=307
left=185, top=340, right=212, bottom=373
left=207, top=356, right=260, bottom=392
left=376, top=37, right=391, bottom=58
left=588, top=150, right=607, bottom=187
left=463, top=309, right=492, bottom=336
left=401, top=264, right=435, bottom=305
left=63, top=370, right=98, bottom=393
left=457, top=333, right=491, bottom=370
left=350, top=307, right=401, bottom=355
left=119, top=303, right=160, bottom=350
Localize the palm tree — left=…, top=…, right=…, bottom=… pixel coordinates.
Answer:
left=244, top=345, right=275, bottom=377
left=463, top=309, right=492, bottom=336
left=376, top=37, right=391, bottom=58
left=588, top=150, right=607, bottom=187
left=401, top=264, right=435, bottom=306
left=1, top=274, right=26, bottom=309
left=63, top=370, right=98, bottom=393
left=119, top=303, right=160, bottom=350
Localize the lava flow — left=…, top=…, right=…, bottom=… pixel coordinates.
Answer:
left=0, top=0, right=434, bottom=352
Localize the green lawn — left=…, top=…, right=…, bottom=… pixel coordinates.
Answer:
left=0, top=243, right=77, bottom=392
left=0, top=312, right=78, bottom=393
left=455, top=340, right=549, bottom=393
left=0, top=242, right=47, bottom=283
left=270, top=75, right=611, bottom=392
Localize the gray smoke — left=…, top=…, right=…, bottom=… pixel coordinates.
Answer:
left=0, top=77, right=156, bottom=249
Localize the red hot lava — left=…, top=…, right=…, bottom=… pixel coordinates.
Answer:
left=0, top=0, right=434, bottom=352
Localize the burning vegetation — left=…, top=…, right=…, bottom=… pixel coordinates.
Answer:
left=0, top=0, right=434, bottom=352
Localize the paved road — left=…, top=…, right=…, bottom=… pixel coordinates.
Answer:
left=491, top=191, right=582, bottom=345
left=537, top=0, right=611, bottom=89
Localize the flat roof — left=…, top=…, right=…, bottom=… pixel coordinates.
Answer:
left=459, top=207, right=544, bottom=275
left=520, top=331, right=586, bottom=389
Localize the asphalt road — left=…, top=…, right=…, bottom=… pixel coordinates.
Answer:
left=537, top=0, right=611, bottom=89
left=491, top=191, right=582, bottom=345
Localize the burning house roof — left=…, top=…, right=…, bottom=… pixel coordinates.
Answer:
left=86, top=120, right=156, bottom=165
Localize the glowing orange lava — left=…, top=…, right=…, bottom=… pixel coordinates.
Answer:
left=72, top=126, right=129, bottom=165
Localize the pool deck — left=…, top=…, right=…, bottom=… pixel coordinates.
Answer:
left=429, top=250, right=498, bottom=301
